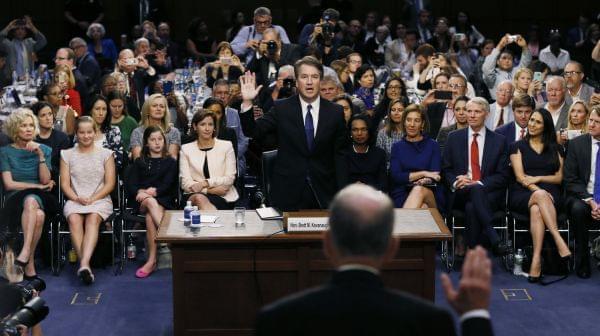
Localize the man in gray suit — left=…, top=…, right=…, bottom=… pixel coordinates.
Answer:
left=544, top=76, right=570, bottom=130
left=564, top=61, right=595, bottom=105
left=485, top=80, right=514, bottom=130
left=0, top=16, right=47, bottom=79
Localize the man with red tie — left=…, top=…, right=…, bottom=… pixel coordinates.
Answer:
left=495, top=94, right=534, bottom=146
left=442, top=97, right=510, bottom=256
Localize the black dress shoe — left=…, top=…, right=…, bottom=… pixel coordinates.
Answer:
left=491, top=242, right=511, bottom=256
left=576, top=259, right=591, bottom=279
left=527, top=274, right=542, bottom=283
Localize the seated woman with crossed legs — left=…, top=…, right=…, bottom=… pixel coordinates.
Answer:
left=509, top=108, right=571, bottom=283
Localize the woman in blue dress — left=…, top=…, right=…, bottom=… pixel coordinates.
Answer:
left=390, top=104, right=444, bottom=211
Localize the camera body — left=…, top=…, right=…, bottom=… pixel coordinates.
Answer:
left=279, top=77, right=296, bottom=98
left=266, top=40, right=278, bottom=56
left=15, top=277, right=46, bottom=302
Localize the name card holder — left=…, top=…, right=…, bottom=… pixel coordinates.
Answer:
left=283, top=211, right=330, bottom=233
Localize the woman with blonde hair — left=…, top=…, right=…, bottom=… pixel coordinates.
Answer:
left=1, top=108, right=57, bottom=281
left=558, top=100, right=590, bottom=146
left=129, top=93, right=181, bottom=159
left=53, top=63, right=82, bottom=116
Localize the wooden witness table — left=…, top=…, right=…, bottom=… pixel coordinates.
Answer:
left=156, top=209, right=451, bottom=336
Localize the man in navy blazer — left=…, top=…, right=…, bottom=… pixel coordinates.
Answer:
left=240, top=56, right=348, bottom=211
left=256, top=184, right=495, bottom=336
left=495, top=94, right=534, bottom=145
left=442, top=97, right=510, bottom=255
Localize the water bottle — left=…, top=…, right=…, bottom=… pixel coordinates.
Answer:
left=183, top=201, right=193, bottom=227
left=514, top=248, right=524, bottom=276
left=127, top=235, right=137, bottom=259
left=190, top=208, right=201, bottom=228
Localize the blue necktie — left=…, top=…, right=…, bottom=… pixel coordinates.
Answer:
left=594, top=143, right=600, bottom=203
left=305, top=104, right=314, bottom=152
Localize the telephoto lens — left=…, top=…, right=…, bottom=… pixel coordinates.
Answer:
left=0, top=297, right=49, bottom=336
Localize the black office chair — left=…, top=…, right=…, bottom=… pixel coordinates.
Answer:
left=261, top=150, right=278, bottom=207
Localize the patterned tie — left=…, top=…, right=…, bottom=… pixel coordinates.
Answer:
left=519, top=128, right=526, bottom=140
left=594, top=143, right=600, bottom=203
left=305, top=104, right=315, bottom=152
left=497, top=108, right=504, bottom=128
left=471, top=133, right=481, bottom=181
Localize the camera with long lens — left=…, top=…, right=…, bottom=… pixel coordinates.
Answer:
left=266, top=40, right=278, bottom=56
left=0, top=297, right=49, bottom=336
left=16, top=277, right=46, bottom=302
left=318, top=15, right=334, bottom=46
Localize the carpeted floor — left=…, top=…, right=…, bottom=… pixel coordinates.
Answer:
left=34, top=255, right=599, bottom=336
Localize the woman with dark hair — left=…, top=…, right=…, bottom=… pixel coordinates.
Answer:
left=186, top=18, right=217, bottom=62
left=226, top=11, right=246, bottom=42
left=31, top=101, right=72, bottom=174
left=38, top=82, right=77, bottom=135
left=344, top=114, right=387, bottom=191
left=449, top=11, right=485, bottom=47
left=352, top=64, right=376, bottom=115
left=86, top=95, right=124, bottom=169
left=107, top=91, right=138, bottom=152
left=509, top=108, right=571, bottom=282
left=204, top=41, right=244, bottom=88
left=376, top=98, right=405, bottom=168
left=199, top=97, right=238, bottom=159
left=180, top=110, right=238, bottom=210
left=125, top=125, right=177, bottom=278
left=390, top=104, right=444, bottom=210
left=332, top=94, right=354, bottom=124
left=372, top=77, right=408, bottom=133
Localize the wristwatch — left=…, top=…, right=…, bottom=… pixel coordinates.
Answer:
left=39, top=159, right=46, bottom=164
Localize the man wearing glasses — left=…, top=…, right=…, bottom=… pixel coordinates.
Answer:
left=423, top=74, right=469, bottom=137
left=231, top=7, right=290, bottom=63
left=564, top=61, right=595, bottom=105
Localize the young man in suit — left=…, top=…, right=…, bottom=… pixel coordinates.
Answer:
left=495, top=94, right=534, bottom=145
left=564, top=106, right=600, bottom=278
left=240, top=56, right=348, bottom=211
left=442, top=97, right=510, bottom=256
left=256, top=184, right=494, bottom=336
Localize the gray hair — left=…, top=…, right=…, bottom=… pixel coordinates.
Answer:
left=467, top=96, right=490, bottom=112
left=497, top=80, right=514, bottom=92
left=278, top=65, right=295, bottom=78
left=69, top=37, right=87, bottom=49
left=328, top=184, right=394, bottom=258
left=86, top=23, right=106, bottom=39
left=254, top=7, right=271, bottom=17
left=134, top=37, right=150, bottom=49
left=547, top=76, right=567, bottom=89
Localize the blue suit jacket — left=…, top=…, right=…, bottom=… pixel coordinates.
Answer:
left=494, top=122, right=517, bottom=146
left=442, top=127, right=509, bottom=198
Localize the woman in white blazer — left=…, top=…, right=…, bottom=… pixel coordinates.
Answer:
left=180, top=109, right=238, bottom=209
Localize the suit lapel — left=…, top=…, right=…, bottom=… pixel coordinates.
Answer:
left=461, top=128, right=469, bottom=173
left=481, top=129, right=494, bottom=174
left=291, top=96, right=310, bottom=153
left=583, top=134, right=592, bottom=181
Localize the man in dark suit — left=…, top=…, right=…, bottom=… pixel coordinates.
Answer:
left=55, top=47, right=90, bottom=112
left=564, top=107, right=600, bottom=278
left=69, top=37, right=101, bottom=94
left=495, top=94, right=534, bottom=145
left=442, top=97, right=510, bottom=255
left=116, top=48, right=157, bottom=120
left=240, top=56, right=347, bottom=211
left=544, top=76, right=570, bottom=130
left=246, top=28, right=302, bottom=88
left=256, top=184, right=494, bottom=336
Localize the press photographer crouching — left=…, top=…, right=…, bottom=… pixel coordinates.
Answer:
left=246, top=28, right=302, bottom=88
left=0, top=242, right=48, bottom=336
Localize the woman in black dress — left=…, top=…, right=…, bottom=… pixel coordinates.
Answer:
left=344, top=114, right=387, bottom=192
left=125, top=126, right=178, bottom=278
left=509, top=108, right=571, bottom=282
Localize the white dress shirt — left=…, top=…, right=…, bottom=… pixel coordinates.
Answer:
left=586, top=137, right=600, bottom=195
left=515, top=123, right=527, bottom=141
left=539, top=46, right=571, bottom=73
left=491, top=103, right=511, bottom=130
left=467, top=126, right=486, bottom=178
left=544, top=101, right=566, bottom=128
left=299, top=96, right=320, bottom=137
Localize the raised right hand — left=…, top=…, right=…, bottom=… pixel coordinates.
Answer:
left=240, top=71, right=263, bottom=102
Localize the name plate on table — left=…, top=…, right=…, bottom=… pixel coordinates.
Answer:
left=284, top=211, right=329, bottom=233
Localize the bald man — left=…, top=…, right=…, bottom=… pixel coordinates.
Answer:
left=257, top=184, right=495, bottom=336
left=544, top=76, right=570, bottom=130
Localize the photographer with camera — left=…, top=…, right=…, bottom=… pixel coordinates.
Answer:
left=299, top=8, right=342, bottom=66
left=116, top=48, right=157, bottom=117
left=0, top=242, right=47, bottom=336
left=0, top=16, right=47, bottom=80
left=482, top=33, right=531, bottom=100
left=246, top=28, right=302, bottom=88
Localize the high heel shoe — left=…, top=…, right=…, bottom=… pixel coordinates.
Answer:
left=528, top=259, right=543, bottom=283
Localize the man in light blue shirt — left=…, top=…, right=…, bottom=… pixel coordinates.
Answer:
left=230, top=7, right=290, bottom=64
